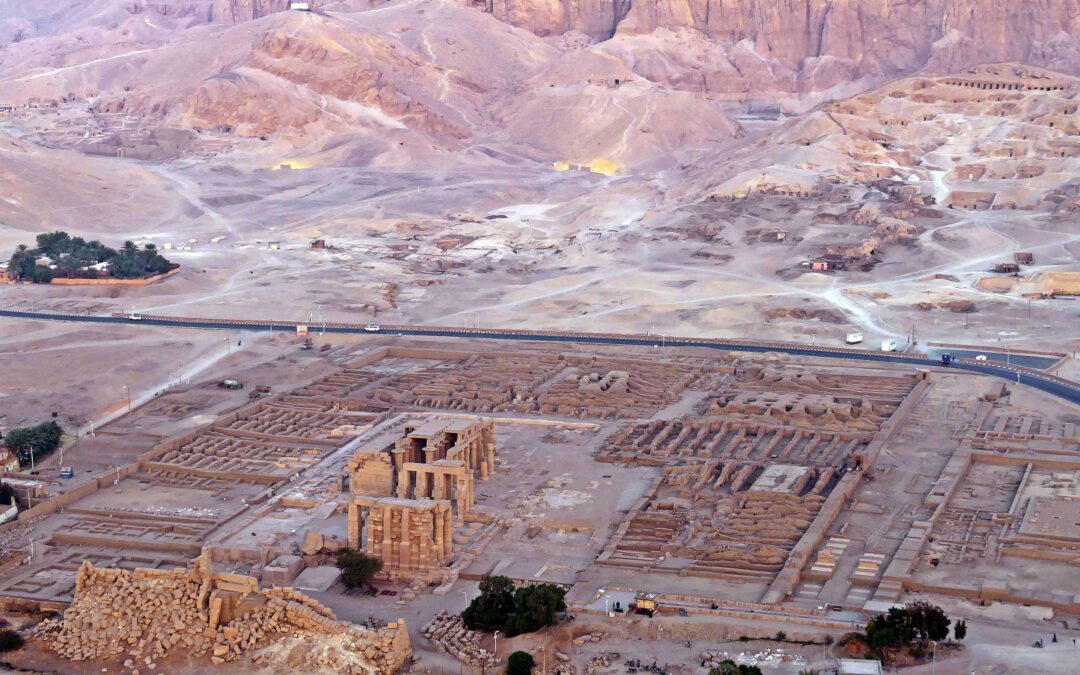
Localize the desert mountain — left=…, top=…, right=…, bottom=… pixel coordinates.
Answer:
left=0, top=1, right=746, bottom=169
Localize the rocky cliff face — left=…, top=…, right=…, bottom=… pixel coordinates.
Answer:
left=146, top=0, right=290, bottom=22
left=482, top=0, right=1080, bottom=92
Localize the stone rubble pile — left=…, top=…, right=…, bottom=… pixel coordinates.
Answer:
left=584, top=651, right=621, bottom=674
left=34, top=558, right=411, bottom=674
left=571, top=632, right=607, bottom=645
left=699, top=648, right=806, bottom=669
left=420, top=611, right=497, bottom=669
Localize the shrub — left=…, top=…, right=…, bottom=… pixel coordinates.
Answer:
left=335, top=549, right=383, bottom=588
left=0, top=629, right=25, bottom=652
left=506, top=650, right=534, bottom=675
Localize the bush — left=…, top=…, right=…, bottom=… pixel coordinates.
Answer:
left=0, top=483, right=16, bottom=506
left=0, top=629, right=25, bottom=652
left=335, top=549, right=383, bottom=588
left=506, top=650, right=534, bottom=675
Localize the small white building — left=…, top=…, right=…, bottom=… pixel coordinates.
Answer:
left=289, top=2, right=311, bottom=9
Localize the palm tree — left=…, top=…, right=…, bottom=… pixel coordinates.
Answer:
left=122, top=240, right=137, bottom=256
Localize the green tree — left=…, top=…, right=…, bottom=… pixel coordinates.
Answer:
left=335, top=549, right=383, bottom=588
left=953, top=619, right=967, bottom=641
left=506, top=650, right=535, bottom=675
left=868, top=626, right=896, bottom=651
left=35, top=231, right=71, bottom=255
left=906, top=601, right=951, bottom=642
left=505, top=584, right=566, bottom=636
left=29, top=264, right=53, bottom=283
left=0, top=483, right=15, bottom=506
left=0, top=629, right=25, bottom=652
left=462, top=576, right=516, bottom=631
left=5, top=421, right=63, bottom=466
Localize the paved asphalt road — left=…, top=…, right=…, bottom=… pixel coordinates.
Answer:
left=2, top=309, right=1078, bottom=406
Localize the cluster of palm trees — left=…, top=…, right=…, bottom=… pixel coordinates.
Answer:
left=7, top=232, right=175, bottom=282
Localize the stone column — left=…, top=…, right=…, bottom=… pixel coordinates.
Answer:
left=433, top=472, right=449, bottom=500
left=381, top=504, right=394, bottom=567
left=442, top=507, right=453, bottom=559
left=454, top=475, right=468, bottom=524
left=348, top=502, right=363, bottom=550
left=433, top=506, right=445, bottom=565
left=400, top=507, right=412, bottom=571
left=391, top=448, right=405, bottom=496
left=396, top=468, right=412, bottom=499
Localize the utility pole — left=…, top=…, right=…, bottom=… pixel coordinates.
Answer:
left=122, top=385, right=131, bottom=411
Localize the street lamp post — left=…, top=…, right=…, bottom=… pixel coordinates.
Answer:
left=493, top=631, right=499, bottom=657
